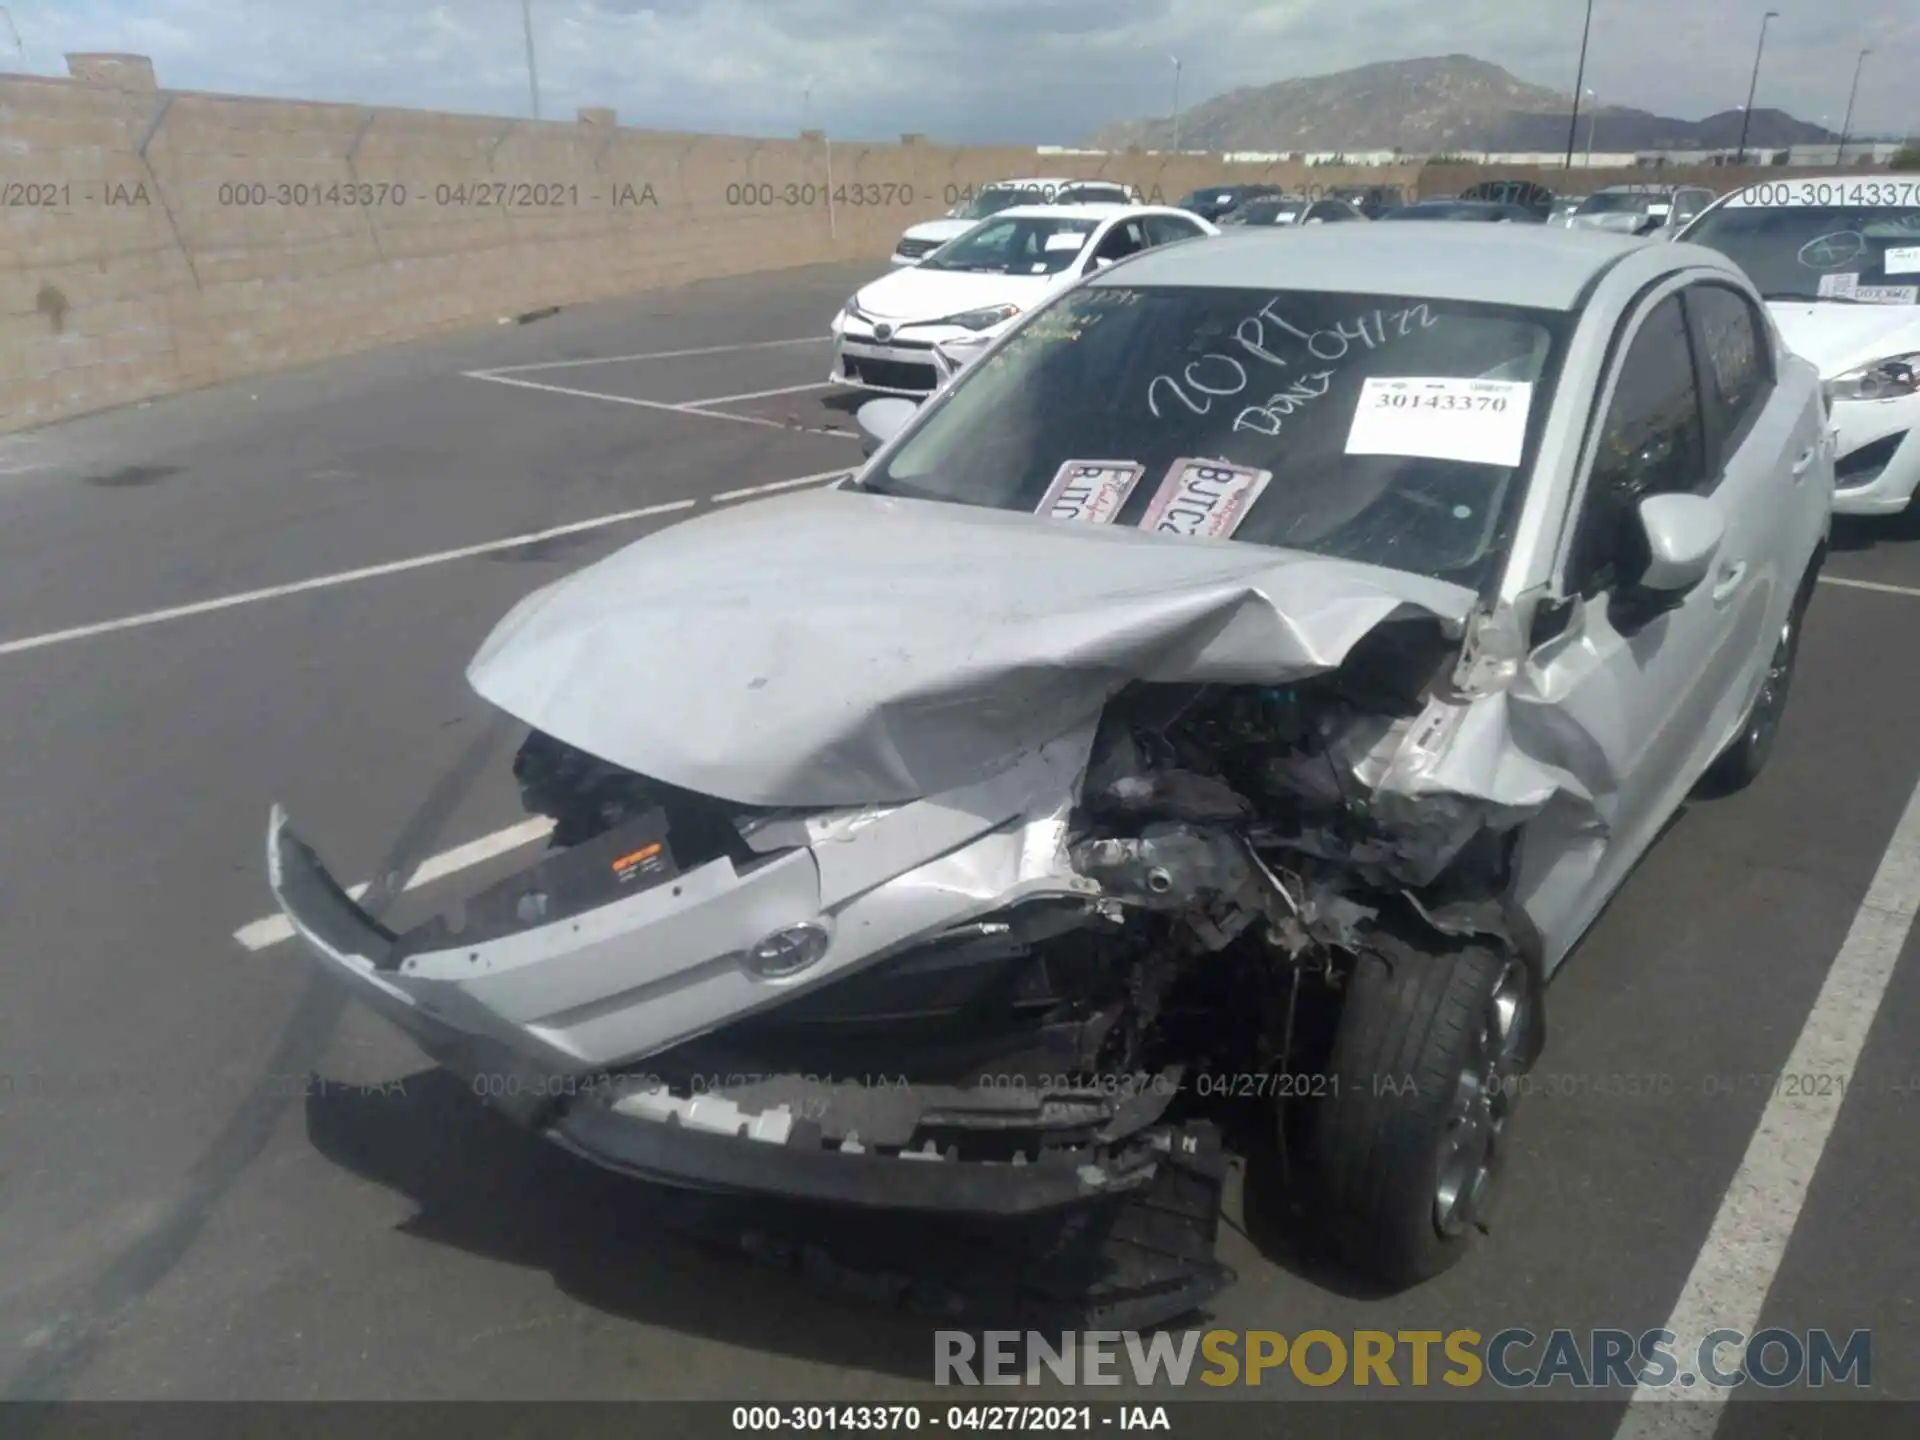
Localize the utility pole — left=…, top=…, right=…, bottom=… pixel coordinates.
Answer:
left=1734, top=10, right=1778, bottom=165
left=521, top=0, right=541, bottom=120
left=1565, top=0, right=1596, bottom=169
left=1170, top=55, right=1182, bottom=153
left=0, top=5, right=32, bottom=65
left=1836, top=48, right=1871, bottom=166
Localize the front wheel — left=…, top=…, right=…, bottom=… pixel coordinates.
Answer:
left=1307, top=929, right=1541, bottom=1289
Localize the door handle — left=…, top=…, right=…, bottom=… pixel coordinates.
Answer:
left=1711, top=561, right=1748, bottom=603
left=1790, top=445, right=1817, bottom=478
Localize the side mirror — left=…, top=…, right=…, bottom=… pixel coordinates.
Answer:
left=1636, top=492, right=1724, bottom=594
left=1606, top=491, right=1723, bottom=631
left=855, top=397, right=917, bottom=458
left=1091, top=256, right=1114, bottom=270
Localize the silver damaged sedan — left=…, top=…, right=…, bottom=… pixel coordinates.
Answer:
left=267, top=223, right=1833, bottom=1311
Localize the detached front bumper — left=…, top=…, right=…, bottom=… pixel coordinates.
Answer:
left=263, top=735, right=1219, bottom=1217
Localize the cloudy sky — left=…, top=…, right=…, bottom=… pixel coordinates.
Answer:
left=1, top=0, right=1912, bottom=144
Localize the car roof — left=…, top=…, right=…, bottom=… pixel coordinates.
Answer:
left=990, top=202, right=1153, bottom=220
left=1093, top=223, right=1679, bottom=310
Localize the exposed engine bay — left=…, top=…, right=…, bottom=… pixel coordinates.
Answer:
left=267, top=488, right=1569, bottom=1321
left=481, top=616, right=1535, bottom=1254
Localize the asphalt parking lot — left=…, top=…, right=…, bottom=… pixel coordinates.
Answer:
left=2, top=257, right=1919, bottom=1427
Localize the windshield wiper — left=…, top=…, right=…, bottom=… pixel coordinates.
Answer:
left=1761, top=290, right=1867, bottom=305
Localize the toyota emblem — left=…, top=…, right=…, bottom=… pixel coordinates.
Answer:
left=873, top=322, right=894, bottom=341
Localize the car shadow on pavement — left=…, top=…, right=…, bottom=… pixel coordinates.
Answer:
left=1830, top=504, right=1920, bottom=552
left=301, top=1070, right=1238, bottom=1381
left=300, top=1069, right=944, bottom=1381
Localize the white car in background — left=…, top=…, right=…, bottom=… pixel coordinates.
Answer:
left=835, top=203, right=1218, bottom=396
left=889, top=179, right=1143, bottom=266
left=1679, top=177, right=1920, bottom=515
left=1565, top=184, right=1716, bottom=239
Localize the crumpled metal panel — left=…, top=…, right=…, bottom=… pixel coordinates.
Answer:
left=466, top=485, right=1482, bottom=809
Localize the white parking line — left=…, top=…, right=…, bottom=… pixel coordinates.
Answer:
left=682, top=381, right=836, bottom=409
left=461, top=370, right=801, bottom=431
left=0, top=467, right=851, bottom=658
left=1612, top=772, right=1920, bottom=1436
left=478, top=336, right=832, bottom=374
left=235, top=816, right=557, bottom=950
left=1817, top=574, right=1920, bottom=600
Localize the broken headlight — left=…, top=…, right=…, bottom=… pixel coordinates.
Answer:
left=1825, top=354, right=1920, bottom=403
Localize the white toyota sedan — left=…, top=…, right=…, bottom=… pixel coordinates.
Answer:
left=833, top=203, right=1219, bottom=397
left=1679, top=177, right=1920, bottom=516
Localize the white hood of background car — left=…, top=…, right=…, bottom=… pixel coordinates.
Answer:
left=1567, top=211, right=1658, bottom=235
left=899, top=218, right=975, bottom=247
left=855, top=263, right=1067, bottom=323
left=467, top=487, right=1478, bottom=809
left=1768, top=302, right=1920, bottom=377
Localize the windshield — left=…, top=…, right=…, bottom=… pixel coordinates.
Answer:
left=947, top=187, right=1048, bottom=220
left=1223, top=199, right=1305, bottom=226
left=1060, top=185, right=1130, bottom=205
left=920, top=215, right=1097, bottom=275
left=1180, top=188, right=1239, bottom=209
left=1681, top=192, right=1920, bottom=303
left=1576, top=191, right=1664, bottom=215
left=863, top=285, right=1568, bottom=592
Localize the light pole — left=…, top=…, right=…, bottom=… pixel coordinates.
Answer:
left=0, top=6, right=29, bottom=64
left=521, top=0, right=541, bottom=120
left=1836, top=47, right=1871, bottom=166
left=1584, top=88, right=1599, bottom=165
left=1734, top=10, right=1779, bottom=166
left=1564, top=0, right=1596, bottom=169
left=1170, top=55, right=1182, bottom=153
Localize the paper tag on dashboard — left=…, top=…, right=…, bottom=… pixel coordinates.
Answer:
left=1344, top=376, right=1534, bottom=468
left=1885, top=245, right=1920, bottom=276
left=1036, top=460, right=1145, bottom=524
left=1817, top=271, right=1859, bottom=298
left=1045, top=230, right=1090, bottom=251
left=1854, top=283, right=1919, bottom=304
left=1138, top=458, right=1272, bottom=539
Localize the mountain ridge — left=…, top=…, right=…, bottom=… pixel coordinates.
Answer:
left=1087, top=54, right=1837, bottom=154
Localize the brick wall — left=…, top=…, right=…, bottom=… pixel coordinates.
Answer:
left=0, top=57, right=1872, bottom=433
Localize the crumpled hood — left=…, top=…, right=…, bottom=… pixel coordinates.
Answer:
left=1768, top=302, right=1920, bottom=377
left=468, top=486, right=1478, bottom=809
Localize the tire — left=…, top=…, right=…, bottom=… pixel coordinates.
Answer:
left=1701, top=567, right=1813, bottom=795
left=1308, top=928, right=1539, bottom=1289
